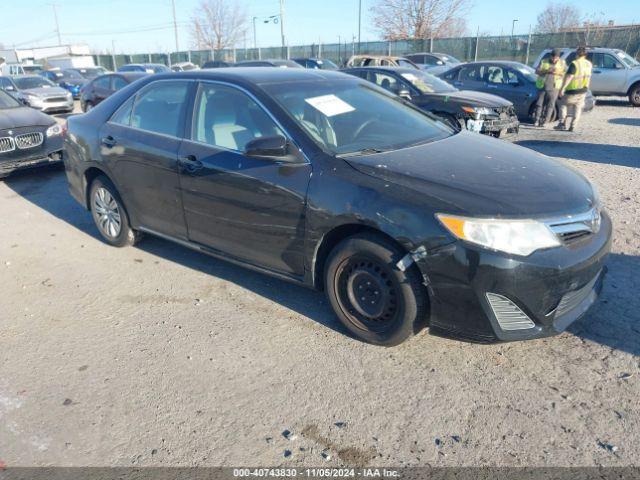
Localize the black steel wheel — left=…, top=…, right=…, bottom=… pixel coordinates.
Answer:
left=325, top=233, right=428, bottom=346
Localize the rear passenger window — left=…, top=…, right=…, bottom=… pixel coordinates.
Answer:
left=112, top=77, right=128, bottom=90
left=131, top=81, right=189, bottom=137
left=94, top=77, right=110, bottom=89
left=192, top=83, right=284, bottom=152
left=110, top=96, right=135, bottom=126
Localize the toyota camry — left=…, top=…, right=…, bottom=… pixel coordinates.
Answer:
left=62, top=69, right=611, bottom=346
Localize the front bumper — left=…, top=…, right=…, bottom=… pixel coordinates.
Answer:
left=417, top=211, right=612, bottom=342
left=478, top=114, right=520, bottom=136
left=0, top=132, right=64, bottom=177
left=29, top=98, right=74, bottom=113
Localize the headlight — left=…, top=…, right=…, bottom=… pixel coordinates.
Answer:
left=462, top=106, right=493, bottom=116
left=46, top=124, right=63, bottom=137
left=65, top=91, right=72, bottom=98
left=437, top=214, right=561, bottom=256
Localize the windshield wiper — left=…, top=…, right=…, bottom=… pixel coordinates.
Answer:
left=339, top=147, right=390, bottom=157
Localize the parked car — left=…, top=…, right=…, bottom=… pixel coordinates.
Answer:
left=66, top=67, right=107, bottom=80
left=439, top=61, right=595, bottom=121
left=117, top=63, right=171, bottom=74
left=11, top=75, right=73, bottom=113
left=343, top=66, right=519, bottom=137
left=80, top=72, right=148, bottom=112
left=0, top=89, right=64, bottom=178
left=404, top=52, right=461, bottom=75
left=40, top=69, right=87, bottom=98
left=292, top=58, right=338, bottom=70
left=171, top=62, right=200, bottom=72
left=201, top=60, right=233, bottom=69
left=533, top=47, right=640, bottom=106
left=234, top=59, right=303, bottom=68
left=346, top=55, right=419, bottom=69
left=63, top=68, right=610, bottom=346
left=0, top=76, right=23, bottom=101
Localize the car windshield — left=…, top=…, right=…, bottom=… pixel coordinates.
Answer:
left=13, top=76, right=55, bottom=89
left=72, top=68, right=102, bottom=79
left=615, top=50, right=640, bottom=67
left=316, top=59, right=338, bottom=70
left=515, top=65, right=537, bottom=82
left=149, top=65, right=170, bottom=73
left=0, top=90, right=20, bottom=108
left=263, top=80, right=452, bottom=155
left=400, top=70, right=457, bottom=93
left=62, top=70, right=85, bottom=79
left=439, top=55, right=461, bottom=64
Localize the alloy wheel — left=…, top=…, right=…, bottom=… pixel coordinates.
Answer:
left=93, top=187, right=122, bottom=239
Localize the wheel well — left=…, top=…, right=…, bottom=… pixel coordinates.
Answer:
left=627, top=80, right=640, bottom=96
left=312, top=224, right=409, bottom=290
left=83, top=167, right=108, bottom=209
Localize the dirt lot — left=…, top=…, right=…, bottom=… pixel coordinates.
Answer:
left=0, top=99, right=639, bottom=468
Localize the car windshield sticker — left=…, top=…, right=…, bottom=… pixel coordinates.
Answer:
left=305, top=94, right=355, bottom=117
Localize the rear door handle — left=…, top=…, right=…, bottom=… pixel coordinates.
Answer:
left=178, top=155, right=203, bottom=173
left=101, top=135, right=117, bottom=148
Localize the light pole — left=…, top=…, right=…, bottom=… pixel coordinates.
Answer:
left=279, top=0, right=286, bottom=50
left=171, top=0, right=180, bottom=52
left=253, top=16, right=258, bottom=49
left=49, top=3, right=61, bottom=46
left=511, top=19, right=518, bottom=39
left=357, top=0, right=362, bottom=53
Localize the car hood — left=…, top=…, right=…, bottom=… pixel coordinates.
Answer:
left=0, top=106, right=55, bottom=130
left=416, top=89, right=513, bottom=108
left=344, top=131, right=595, bottom=217
left=22, top=86, right=70, bottom=97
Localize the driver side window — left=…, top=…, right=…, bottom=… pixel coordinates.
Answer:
left=192, top=83, right=284, bottom=152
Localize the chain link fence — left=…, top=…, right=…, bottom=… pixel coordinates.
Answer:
left=93, top=25, right=640, bottom=70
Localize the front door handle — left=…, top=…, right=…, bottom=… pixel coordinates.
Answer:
left=101, top=135, right=117, bottom=148
left=178, top=155, right=203, bottom=173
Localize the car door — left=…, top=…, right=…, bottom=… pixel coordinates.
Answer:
left=590, top=52, right=627, bottom=94
left=482, top=65, right=530, bottom=114
left=98, top=80, right=193, bottom=238
left=452, top=64, right=485, bottom=91
left=177, top=82, right=312, bottom=276
left=92, top=75, right=112, bottom=104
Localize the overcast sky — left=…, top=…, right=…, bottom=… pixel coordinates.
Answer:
left=0, top=0, right=636, bottom=53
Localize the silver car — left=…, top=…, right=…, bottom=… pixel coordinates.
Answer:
left=533, top=47, right=640, bottom=106
left=11, top=75, right=74, bottom=113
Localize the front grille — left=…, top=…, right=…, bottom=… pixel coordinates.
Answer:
left=493, top=105, right=516, bottom=116
left=555, top=272, right=600, bottom=317
left=45, top=97, right=67, bottom=103
left=0, top=136, right=16, bottom=154
left=486, top=293, right=535, bottom=331
left=546, top=208, right=601, bottom=245
left=15, top=132, right=44, bottom=150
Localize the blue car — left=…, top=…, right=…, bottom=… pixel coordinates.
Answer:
left=438, top=60, right=594, bottom=121
left=40, top=69, right=86, bottom=99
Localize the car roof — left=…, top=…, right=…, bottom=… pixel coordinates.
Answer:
left=142, top=68, right=350, bottom=86
left=107, top=72, right=148, bottom=81
left=343, top=66, right=424, bottom=74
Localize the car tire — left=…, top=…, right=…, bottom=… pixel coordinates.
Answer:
left=89, top=176, right=141, bottom=247
left=439, top=113, right=462, bottom=131
left=324, top=233, right=428, bottom=346
left=629, top=84, right=640, bottom=107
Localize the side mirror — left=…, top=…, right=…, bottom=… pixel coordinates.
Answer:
left=245, top=135, right=289, bottom=159
left=398, top=88, right=412, bottom=100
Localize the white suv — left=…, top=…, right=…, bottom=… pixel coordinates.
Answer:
left=533, top=47, right=640, bottom=106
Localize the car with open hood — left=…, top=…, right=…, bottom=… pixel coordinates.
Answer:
left=0, top=89, right=64, bottom=178
left=62, top=68, right=610, bottom=346
left=343, top=66, right=519, bottom=136
left=11, top=75, right=73, bottom=113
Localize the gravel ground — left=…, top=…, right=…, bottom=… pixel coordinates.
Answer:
left=0, top=98, right=638, bottom=468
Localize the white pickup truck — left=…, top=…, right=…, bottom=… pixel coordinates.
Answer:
left=533, top=47, right=640, bottom=106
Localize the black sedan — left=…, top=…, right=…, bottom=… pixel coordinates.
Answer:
left=343, top=66, right=519, bottom=136
left=63, top=69, right=610, bottom=346
left=80, top=72, right=148, bottom=112
left=0, top=89, right=64, bottom=178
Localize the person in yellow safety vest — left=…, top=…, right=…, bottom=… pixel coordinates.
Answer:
left=556, top=46, right=593, bottom=132
left=533, top=48, right=566, bottom=127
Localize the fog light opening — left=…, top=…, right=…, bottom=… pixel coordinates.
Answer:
left=486, top=293, right=536, bottom=331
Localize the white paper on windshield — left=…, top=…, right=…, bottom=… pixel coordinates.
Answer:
left=305, top=94, right=355, bottom=117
